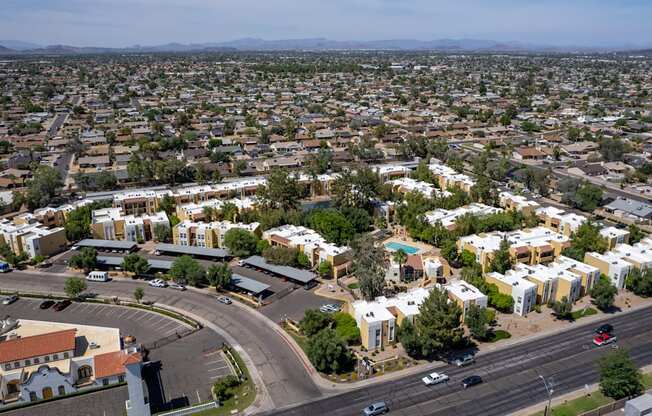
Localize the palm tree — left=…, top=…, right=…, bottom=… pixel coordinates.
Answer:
left=393, top=249, right=408, bottom=281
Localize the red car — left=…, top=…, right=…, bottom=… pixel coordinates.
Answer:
left=593, top=333, right=617, bottom=346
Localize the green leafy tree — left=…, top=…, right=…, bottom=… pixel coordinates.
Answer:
left=306, top=328, right=353, bottom=374
left=599, top=349, right=643, bottom=400
left=465, top=303, right=491, bottom=340
left=25, top=166, right=63, bottom=210
left=490, top=238, right=513, bottom=274
left=64, top=277, right=87, bottom=299
left=65, top=206, right=93, bottom=242
left=590, top=276, right=618, bottom=311
left=158, top=194, right=176, bottom=216
left=68, top=247, right=98, bottom=273
left=486, top=284, right=514, bottom=312
left=153, top=223, right=171, bottom=243
left=296, top=252, right=310, bottom=268
left=318, top=261, right=332, bottom=278
left=331, top=168, right=381, bottom=210
left=562, top=222, right=608, bottom=261
left=308, top=209, right=355, bottom=245
left=626, top=268, right=652, bottom=297
left=414, top=287, right=464, bottom=357
left=257, top=168, right=304, bottom=210
left=212, top=375, right=242, bottom=403
left=300, top=309, right=334, bottom=337
left=262, top=246, right=299, bottom=266
left=397, top=319, right=422, bottom=357
left=333, top=312, right=361, bottom=345
left=350, top=234, right=386, bottom=300
left=223, top=228, right=258, bottom=257
left=552, top=296, right=573, bottom=319
left=169, top=255, right=206, bottom=287
left=628, top=224, right=645, bottom=245
left=121, top=254, right=149, bottom=276
left=133, top=287, right=145, bottom=304
left=207, top=263, right=232, bottom=290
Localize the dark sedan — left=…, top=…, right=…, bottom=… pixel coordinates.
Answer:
left=461, top=375, right=483, bottom=389
left=39, top=300, right=55, bottom=309
left=53, top=300, right=72, bottom=311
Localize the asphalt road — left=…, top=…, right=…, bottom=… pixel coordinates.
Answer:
left=0, top=270, right=322, bottom=409
left=264, top=305, right=652, bottom=416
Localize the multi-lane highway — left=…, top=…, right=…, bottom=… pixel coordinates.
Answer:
left=264, top=305, right=652, bottom=416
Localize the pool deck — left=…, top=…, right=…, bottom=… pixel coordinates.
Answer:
left=383, top=236, right=435, bottom=255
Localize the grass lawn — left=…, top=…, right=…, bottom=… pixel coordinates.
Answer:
left=531, top=371, right=652, bottom=416
left=485, top=330, right=511, bottom=343
left=191, top=348, right=256, bottom=416
left=570, top=307, right=598, bottom=320
left=347, top=282, right=359, bottom=289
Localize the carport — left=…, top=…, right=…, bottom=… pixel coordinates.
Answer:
left=230, top=273, right=271, bottom=297
left=242, top=256, right=316, bottom=287
left=96, top=255, right=172, bottom=273
left=155, top=243, right=230, bottom=260
left=76, top=239, right=137, bottom=253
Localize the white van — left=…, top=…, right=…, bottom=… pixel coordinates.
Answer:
left=86, top=271, right=109, bottom=282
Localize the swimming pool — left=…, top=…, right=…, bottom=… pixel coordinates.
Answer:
left=384, top=241, right=421, bottom=255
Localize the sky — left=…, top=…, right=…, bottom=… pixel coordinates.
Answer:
left=1, top=0, right=651, bottom=48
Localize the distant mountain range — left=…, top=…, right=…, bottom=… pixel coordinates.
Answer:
left=1, top=37, right=651, bottom=55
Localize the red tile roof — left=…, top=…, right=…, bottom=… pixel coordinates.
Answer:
left=0, top=329, right=76, bottom=363
left=94, top=350, right=142, bottom=379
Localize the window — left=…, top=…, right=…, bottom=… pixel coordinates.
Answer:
left=77, top=365, right=93, bottom=380
left=34, top=358, right=40, bottom=364
left=102, top=379, right=109, bottom=386
left=29, top=392, right=37, bottom=402
left=45, top=356, right=50, bottom=362
left=53, top=354, right=59, bottom=360
left=58, top=385, right=65, bottom=396
left=4, top=364, right=11, bottom=370
left=24, top=359, right=31, bottom=366
left=13, top=362, right=19, bottom=368
left=118, top=375, right=125, bottom=383
left=63, top=352, right=69, bottom=359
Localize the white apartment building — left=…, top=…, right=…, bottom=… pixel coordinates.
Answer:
left=555, top=255, right=601, bottom=296
left=0, top=219, right=67, bottom=259
left=584, top=251, right=632, bottom=289
left=485, top=270, right=538, bottom=316
left=498, top=191, right=540, bottom=214
left=386, top=177, right=451, bottom=199
left=446, top=280, right=488, bottom=321
left=424, top=203, right=503, bottom=230
left=174, top=220, right=260, bottom=248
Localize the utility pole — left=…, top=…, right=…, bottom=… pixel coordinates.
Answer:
left=539, top=375, right=555, bottom=416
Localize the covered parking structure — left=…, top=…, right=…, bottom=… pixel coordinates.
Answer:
left=96, top=255, right=172, bottom=274
left=155, top=243, right=229, bottom=260
left=230, top=273, right=271, bottom=298
left=75, top=239, right=137, bottom=253
left=242, top=256, right=316, bottom=287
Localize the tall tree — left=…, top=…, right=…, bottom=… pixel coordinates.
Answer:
left=599, top=349, right=643, bottom=400
left=414, top=287, right=464, bottom=357
left=563, top=222, right=608, bottom=261
left=64, top=277, right=87, bottom=299
left=25, top=165, right=63, bottom=210
left=169, top=255, right=206, bottom=287
left=207, top=263, right=232, bottom=291
left=393, top=249, right=408, bottom=281
left=490, top=238, right=513, bottom=274
left=465, top=303, right=491, bottom=340
left=350, top=234, right=386, bottom=301
left=121, top=254, right=149, bottom=276
left=590, top=276, right=618, bottom=311
left=257, top=168, right=303, bottom=210
left=223, top=228, right=258, bottom=257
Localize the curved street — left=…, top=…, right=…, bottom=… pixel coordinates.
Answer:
left=0, top=271, right=322, bottom=412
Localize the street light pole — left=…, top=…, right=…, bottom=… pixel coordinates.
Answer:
left=539, top=375, right=554, bottom=416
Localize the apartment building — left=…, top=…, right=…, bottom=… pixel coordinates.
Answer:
left=446, top=280, right=488, bottom=321
left=515, top=262, right=582, bottom=304
left=173, top=220, right=260, bottom=249
left=612, top=243, right=652, bottom=271
left=485, top=270, right=538, bottom=316
left=91, top=208, right=170, bottom=242
left=536, top=206, right=587, bottom=236
left=175, top=197, right=257, bottom=221
left=584, top=251, right=631, bottom=289
left=458, top=227, right=570, bottom=272
left=351, top=287, right=431, bottom=350
left=498, top=191, right=540, bottom=216
left=0, top=219, right=66, bottom=258
left=600, top=226, right=630, bottom=249
left=32, top=199, right=95, bottom=228
left=555, top=255, right=600, bottom=296
left=424, top=203, right=503, bottom=230
left=0, top=319, right=149, bottom=415
left=387, top=177, right=451, bottom=199
left=263, top=225, right=351, bottom=278
left=428, top=161, right=475, bottom=192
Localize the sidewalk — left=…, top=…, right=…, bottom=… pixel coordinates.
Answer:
left=513, top=364, right=652, bottom=416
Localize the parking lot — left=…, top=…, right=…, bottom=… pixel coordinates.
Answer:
left=0, top=297, right=231, bottom=415
left=260, top=287, right=343, bottom=323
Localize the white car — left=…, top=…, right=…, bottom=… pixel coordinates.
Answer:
left=422, top=372, right=449, bottom=386
left=148, top=279, right=167, bottom=288
left=168, top=282, right=186, bottom=291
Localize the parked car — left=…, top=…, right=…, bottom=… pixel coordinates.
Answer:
left=453, top=354, right=475, bottom=367
left=148, top=279, right=167, bottom=288
left=461, top=375, right=483, bottom=389
left=593, top=333, right=617, bottom=346
left=595, top=324, right=613, bottom=335
left=2, top=295, right=17, bottom=305
left=217, top=296, right=232, bottom=305
left=422, top=372, right=449, bottom=386
left=39, top=300, right=55, bottom=309
left=53, top=300, right=72, bottom=311
left=319, top=304, right=341, bottom=313
left=168, top=282, right=186, bottom=291
left=89, top=342, right=100, bottom=349
left=237, top=260, right=245, bottom=266
left=363, top=401, right=389, bottom=415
